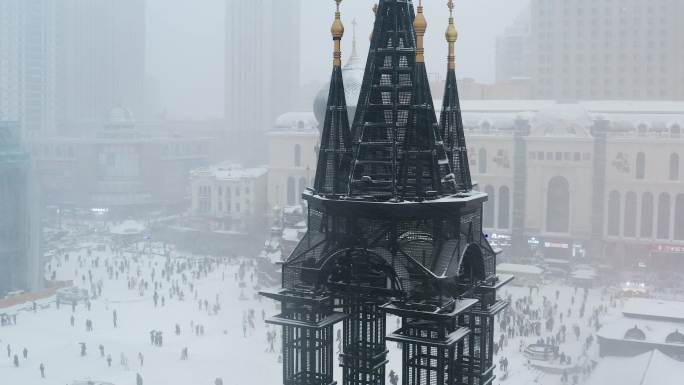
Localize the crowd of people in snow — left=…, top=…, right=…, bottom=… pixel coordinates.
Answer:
left=2, top=237, right=276, bottom=384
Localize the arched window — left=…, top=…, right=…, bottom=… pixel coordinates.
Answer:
left=546, top=176, right=570, bottom=233
left=287, top=177, right=296, bottom=206
left=225, top=188, right=232, bottom=212
left=298, top=177, right=307, bottom=200
left=294, top=144, right=302, bottom=167
left=624, top=192, right=637, bottom=238
left=636, top=152, right=645, bottom=180
left=483, top=185, right=495, bottom=228
left=498, top=186, right=510, bottom=230
left=478, top=148, right=488, bottom=174
left=666, top=330, right=684, bottom=345
left=624, top=326, right=646, bottom=341
left=641, top=192, right=654, bottom=238
left=607, top=191, right=621, bottom=236
left=670, top=153, right=680, bottom=181
left=675, top=194, right=684, bottom=241
left=657, top=193, right=671, bottom=239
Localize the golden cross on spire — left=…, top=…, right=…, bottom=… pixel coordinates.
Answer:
left=447, top=0, right=454, bottom=17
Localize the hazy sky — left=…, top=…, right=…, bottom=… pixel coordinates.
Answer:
left=147, top=0, right=528, bottom=120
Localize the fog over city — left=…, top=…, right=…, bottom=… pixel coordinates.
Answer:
left=148, top=0, right=528, bottom=119
left=1, top=1, right=684, bottom=385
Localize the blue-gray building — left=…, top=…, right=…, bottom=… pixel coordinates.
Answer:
left=0, top=122, right=42, bottom=296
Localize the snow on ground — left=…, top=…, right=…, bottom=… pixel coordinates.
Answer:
left=1, top=226, right=681, bottom=385
left=0, top=239, right=282, bottom=385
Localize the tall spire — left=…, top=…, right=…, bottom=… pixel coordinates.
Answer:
left=349, top=0, right=456, bottom=200
left=440, top=0, right=473, bottom=191
left=313, top=0, right=353, bottom=196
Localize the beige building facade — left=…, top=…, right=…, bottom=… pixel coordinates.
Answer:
left=190, top=163, right=268, bottom=232
left=266, top=113, right=319, bottom=210
left=462, top=100, right=684, bottom=266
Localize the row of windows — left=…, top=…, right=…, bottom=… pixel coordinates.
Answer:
left=635, top=152, right=679, bottom=181
left=197, top=193, right=249, bottom=214
left=482, top=186, right=511, bottom=230
left=530, top=151, right=591, bottom=162
left=484, top=177, right=571, bottom=233
left=607, top=192, right=684, bottom=240
left=198, top=185, right=251, bottom=198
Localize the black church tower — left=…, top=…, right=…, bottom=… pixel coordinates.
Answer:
left=262, top=1, right=512, bottom=384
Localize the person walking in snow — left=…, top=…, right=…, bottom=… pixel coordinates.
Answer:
left=136, top=372, right=143, bottom=385
left=39, top=363, right=45, bottom=378
left=22, top=347, right=27, bottom=359
left=106, top=354, right=112, bottom=367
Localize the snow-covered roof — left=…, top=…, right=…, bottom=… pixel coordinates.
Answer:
left=597, top=316, right=684, bottom=344
left=272, top=112, right=318, bottom=133
left=451, top=100, right=684, bottom=136
left=623, top=298, right=684, bottom=322
left=585, top=350, right=684, bottom=385
left=496, top=263, right=543, bottom=275
left=192, top=163, right=267, bottom=181
left=110, top=220, right=146, bottom=235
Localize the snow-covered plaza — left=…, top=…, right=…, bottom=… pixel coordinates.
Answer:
left=2, top=230, right=684, bottom=385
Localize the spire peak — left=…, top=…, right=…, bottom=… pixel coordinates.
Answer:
left=414, top=0, right=427, bottom=63
left=445, top=0, right=458, bottom=69
left=331, top=0, right=344, bottom=67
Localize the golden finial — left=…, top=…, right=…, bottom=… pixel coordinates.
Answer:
left=446, top=0, right=458, bottom=69
left=414, top=0, right=427, bottom=63
left=331, top=0, right=344, bottom=67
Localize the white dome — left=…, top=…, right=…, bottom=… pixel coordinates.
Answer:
left=341, top=47, right=364, bottom=108
left=273, top=112, right=318, bottom=132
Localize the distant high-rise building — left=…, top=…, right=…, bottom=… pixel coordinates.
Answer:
left=495, top=7, right=531, bottom=84
left=527, top=0, right=684, bottom=100
left=54, top=0, right=146, bottom=135
left=224, top=0, right=301, bottom=163
left=0, top=0, right=55, bottom=138
left=0, top=121, right=42, bottom=296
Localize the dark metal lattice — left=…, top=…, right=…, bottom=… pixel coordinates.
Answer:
left=314, top=65, right=353, bottom=196
left=440, top=70, right=473, bottom=192
left=261, top=2, right=511, bottom=385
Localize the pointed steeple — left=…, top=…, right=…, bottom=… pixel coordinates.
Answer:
left=349, top=0, right=456, bottom=200
left=345, top=19, right=361, bottom=69
left=440, top=0, right=473, bottom=191
left=313, top=0, right=353, bottom=196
